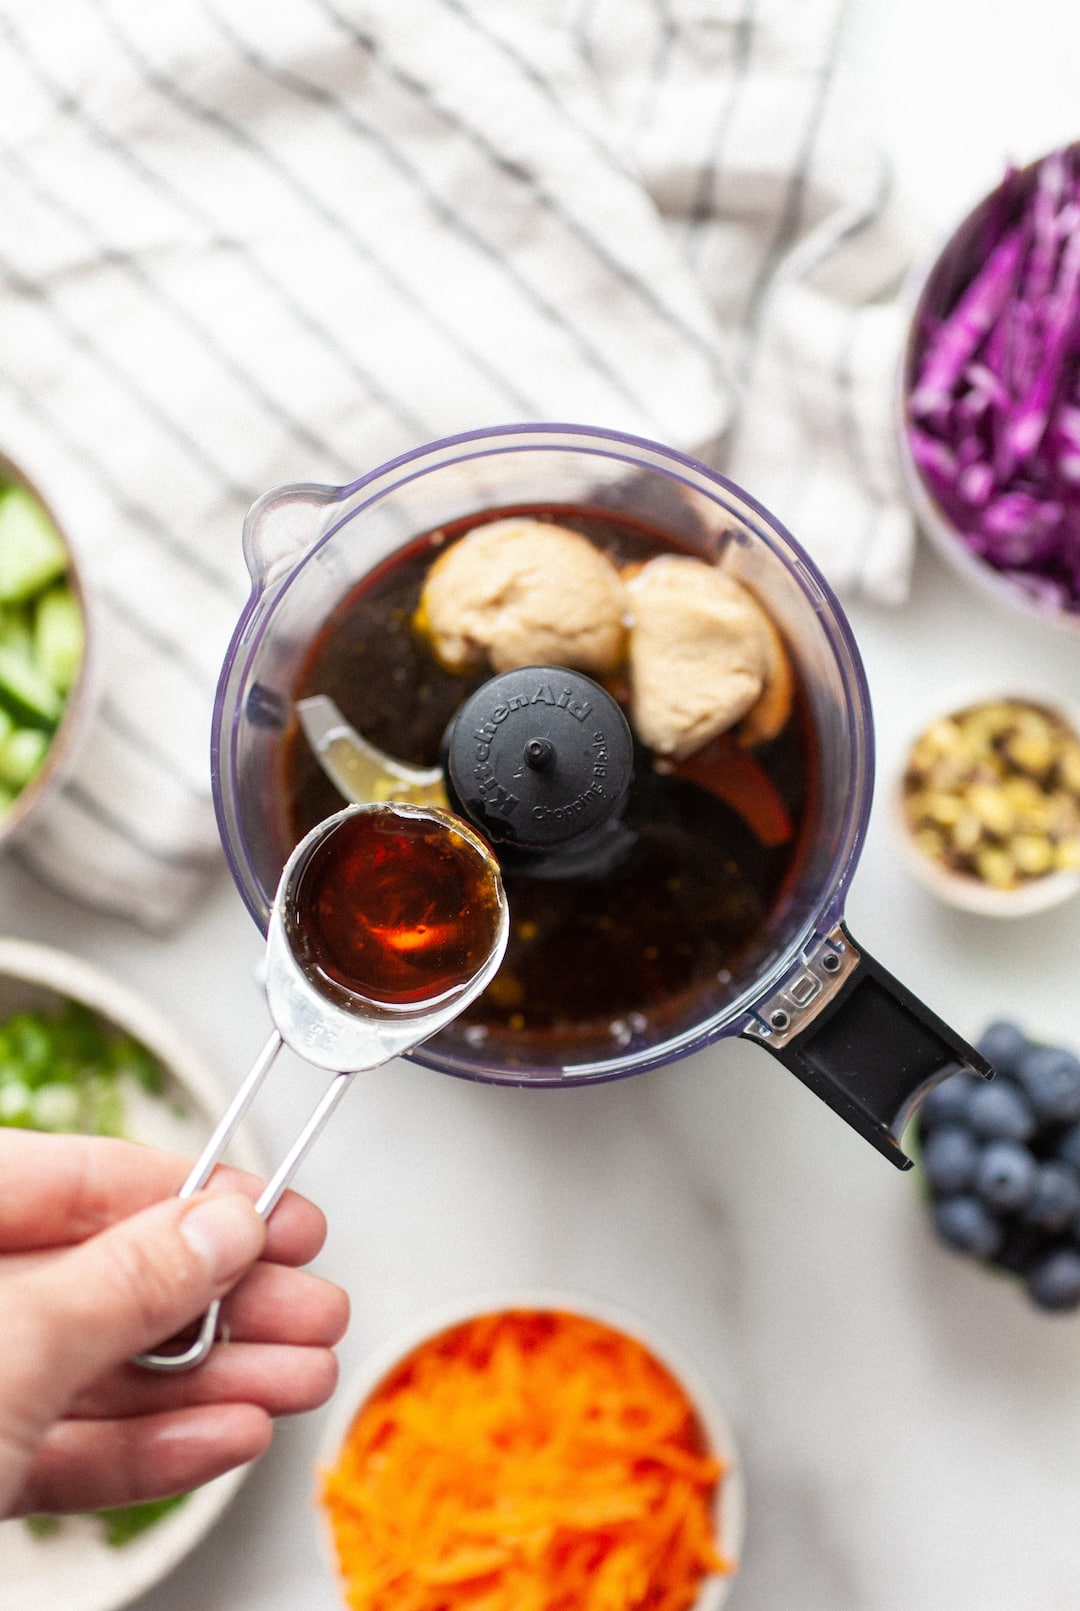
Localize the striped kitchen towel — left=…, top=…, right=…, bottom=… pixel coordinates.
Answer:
left=0, top=0, right=914, bottom=929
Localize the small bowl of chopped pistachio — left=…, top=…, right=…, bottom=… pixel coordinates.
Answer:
left=894, top=691, right=1080, bottom=916
left=0, top=450, right=93, bottom=848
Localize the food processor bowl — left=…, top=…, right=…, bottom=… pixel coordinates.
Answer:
left=212, top=425, right=990, bottom=1166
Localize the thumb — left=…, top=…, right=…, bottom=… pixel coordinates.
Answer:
left=8, top=1191, right=266, bottom=1431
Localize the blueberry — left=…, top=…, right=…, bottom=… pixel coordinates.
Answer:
left=974, top=1139, right=1037, bottom=1212
left=967, top=1079, right=1036, bottom=1143
left=1057, top=1122, right=1080, bottom=1173
left=922, top=1125, right=979, bottom=1194
left=976, top=1020, right=1029, bottom=1077
left=1025, top=1247, right=1080, bottom=1312
left=994, top=1220, right=1049, bottom=1278
left=918, top=1070, right=979, bottom=1130
left=1015, top=1043, right=1080, bottom=1125
left=933, top=1195, right=1003, bottom=1259
left=1022, top=1161, right=1080, bottom=1231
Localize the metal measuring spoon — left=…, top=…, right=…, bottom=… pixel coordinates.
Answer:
left=134, top=801, right=508, bottom=1373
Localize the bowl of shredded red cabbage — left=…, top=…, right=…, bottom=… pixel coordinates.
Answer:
left=899, top=144, right=1080, bottom=625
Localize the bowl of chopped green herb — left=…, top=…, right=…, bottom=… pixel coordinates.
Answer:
left=0, top=937, right=263, bottom=1611
left=0, top=450, right=94, bottom=848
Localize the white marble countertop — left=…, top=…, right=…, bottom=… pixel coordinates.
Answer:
left=6, top=3, right=1080, bottom=1609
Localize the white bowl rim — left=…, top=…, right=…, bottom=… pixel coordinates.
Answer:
left=315, top=1286, right=746, bottom=1611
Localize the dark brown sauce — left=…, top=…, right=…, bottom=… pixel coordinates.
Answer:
left=285, top=810, right=503, bottom=1008
left=280, top=505, right=817, bottom=1065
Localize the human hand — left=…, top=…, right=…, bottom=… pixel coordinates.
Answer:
left=0, top=1130, right=349, bottom=1520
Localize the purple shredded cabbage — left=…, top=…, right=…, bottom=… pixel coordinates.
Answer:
left=907, top=147, right=1080, bottom=611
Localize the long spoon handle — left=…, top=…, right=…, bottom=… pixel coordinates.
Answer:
left=132, top=1034, right=355, bottom=1373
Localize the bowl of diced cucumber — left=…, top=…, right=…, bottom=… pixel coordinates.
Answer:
left=0, top=457, right=90, bottom=843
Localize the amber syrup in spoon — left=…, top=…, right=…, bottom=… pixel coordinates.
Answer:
left=284, top=806, right=506, bottom=1010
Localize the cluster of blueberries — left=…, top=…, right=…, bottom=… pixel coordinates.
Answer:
left=916, top=1021, right=1080, bottom=1311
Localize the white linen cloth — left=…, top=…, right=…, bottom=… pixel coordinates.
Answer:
left=0, top=0, right=916, bottom=929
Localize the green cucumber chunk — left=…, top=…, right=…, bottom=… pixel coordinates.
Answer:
left=94, top=1493, right=192, bottom=1547
left=0, top=602, right=34, bottom=660
left=34, top=583, right=84, bottom=693
left=26, top=1492, right=193, bottom=1548
left=0, top=643, right=62, bottom=728
left=0, top=484, right=68, bottom=604
left=0, top=725, right=49, bottom=789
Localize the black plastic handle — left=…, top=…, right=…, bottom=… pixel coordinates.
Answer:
left=742, top=924, right=993, bottom=1169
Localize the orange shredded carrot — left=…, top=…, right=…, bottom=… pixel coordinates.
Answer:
left=319, top=1309, right=734, bottom=1611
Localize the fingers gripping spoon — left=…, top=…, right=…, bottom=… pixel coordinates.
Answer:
left=134, top=801, right=508, bottom=1373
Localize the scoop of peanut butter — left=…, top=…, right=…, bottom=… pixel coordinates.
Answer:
left=625, top=556, right=780, bottom=758
left=416, top=517, right=627, bottom=675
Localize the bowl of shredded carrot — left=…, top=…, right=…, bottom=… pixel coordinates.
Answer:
left=316, top=1299, right=744, bottom=1611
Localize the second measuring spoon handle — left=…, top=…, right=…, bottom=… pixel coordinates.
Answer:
left=253, top=1062, right=356, bottom=1218
left=178, top=1030, right=286, bottom=1201
left=132, top=1032, right=356, bottom=1373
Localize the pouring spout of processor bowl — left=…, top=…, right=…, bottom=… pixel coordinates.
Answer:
left=241, top=480, right=344, bottom=588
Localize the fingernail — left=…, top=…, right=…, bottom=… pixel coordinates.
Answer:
left=180, top=1193, right=265, bottom=1283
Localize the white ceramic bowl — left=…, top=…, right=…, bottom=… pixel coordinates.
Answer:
left=0, top=450, right=96, bottom=849
left=0, top=938, right=263, bottom=1611
left=894, top=146, right=1080, bottom=635
left=316, top=1291, right=745, bottom=1611
left=892, top=688, right=1080, bottom=918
